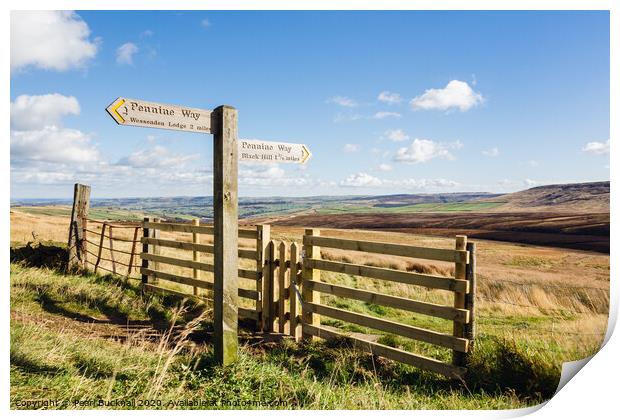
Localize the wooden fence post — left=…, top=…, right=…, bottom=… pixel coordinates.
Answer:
left=257, top=225, right=271, bottom=331
left=452, top=235, right=468, bottom=367
left=95, top=223, right=107, bottom=273
left=67, top=183, right=90, bottom=271
left=289, top=242, right=302, bottom=342
left=302, top=229, right=320, bottom=341
left=109, top=226, right=117, bottom=274
left=212, top=105, right=239, bottom=365
left=278, top=241, right=289, bottom=334
left=192, top=218, right=200, bottom=296
left=126, top=227, right=139, bottom=279
left=152, top=218, right=161, bottom=284
left=141, top=217, right=151, bottom=284
left=464, top=242, right=477, bottom=353
left=263, top=241, right=276, bottom=332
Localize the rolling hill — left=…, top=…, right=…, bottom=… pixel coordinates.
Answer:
left=478, top=181, right=609, bottom=213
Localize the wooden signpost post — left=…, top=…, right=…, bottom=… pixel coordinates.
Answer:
left=106, top=97, right=312, bottom=366
left=106, top=97, right=237, bottom=366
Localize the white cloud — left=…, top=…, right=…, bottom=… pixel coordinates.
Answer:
left=141, top=30, right=154, bottom=38
left=482, top=147, right=499, bottom=157
left=410, top=80, right=484, bottom=112
left=394, top=139, right=462, bottom=164
left=11, top=94, right=80, bottom=130
left=116, top=42, right=139, bottom=65
left=11, top=126, right=100, bottom=164
left=201, top=19, right=211, bottom=28
left=343, top=143, right=360, bottom=153
left=239, top=163, right=309, bottom=187
left=395, top=178, right=459, bottom=189
left=117, top=145, right=198, bottom=168
left=340, top=173, right=458, bottom=190
left=378, top=163, right=392, bottom=171
left=377, top=91, right=402, bottom=105
left=340, top=172, right=382, bottom=187
left=327, top=96, right=358, bottom=107
left=582, top=139, right=610, bottom=155
left=11, top=159, right=214, bottom=190
left=524, top=179, right=539, bottom=187
left=239, top=163, right=285, bottom=180
left=333, top=113, right=363, bottom=123
left=11, top=11, right=98, bottom=71
left=382, top=129, right=409, bottom=142
left=10, top=94, right=101, bottom=167
left=373, top=111, right=401, bottom=119
left=527, top=160, right=539, bottom=167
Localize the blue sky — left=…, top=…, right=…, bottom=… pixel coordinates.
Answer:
left=10, top=10, right=610, bottom=198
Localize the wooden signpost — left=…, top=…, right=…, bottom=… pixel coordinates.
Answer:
left=106, top=97, right=236, bottom=366
left=106, top=97, right=312, bottom=366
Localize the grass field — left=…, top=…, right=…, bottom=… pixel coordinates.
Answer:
left=12, top=206, right=146, bottom=221
left=9, top=208, right=610, bottom=409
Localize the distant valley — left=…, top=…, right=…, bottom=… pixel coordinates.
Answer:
left=11, top=181, right=609, bottom=253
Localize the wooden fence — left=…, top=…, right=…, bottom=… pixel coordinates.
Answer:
left=139, top=218, right=267, bottom=325
left=292, top=229, right=476, bottom=379
left=83, top=219, right=142, bottom=278
left=74, top=214, right=476, bottom=379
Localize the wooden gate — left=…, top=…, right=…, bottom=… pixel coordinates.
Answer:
left=265, top=230, right=477, bottom=379
left=138, top=218, right=266, bottom=325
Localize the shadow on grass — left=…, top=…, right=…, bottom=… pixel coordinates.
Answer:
left=253, top=334, right=558, bottom=403
left=261, top=336, right=457, bottom=391
left=11, top=351, right=67, bottom=376
left=464, top=336, right=560, bottom=401
left=11, top=242, right=68, bottom=271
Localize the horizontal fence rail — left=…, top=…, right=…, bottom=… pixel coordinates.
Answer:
left=301, top=324, right=466, bottom=379
left=304, top=258, right=469, bottom=293
left=143, top=221, right=258, bottom=239
left=303, top=235, right=469, bottom=263
left=141, top=237, right=258, bottom=260
left=305, top=280, right=469, bottom=322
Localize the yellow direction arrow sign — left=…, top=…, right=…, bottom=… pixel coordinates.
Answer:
left=106, top=97, right=212, bottom=134
left=239, top=139, right=312, bottom=164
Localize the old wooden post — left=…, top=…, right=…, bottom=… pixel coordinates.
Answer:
left=67, top=183, right=91, bottom=271
left=302, top=229, right=321, bottom=341
left=192, top=218, right=201, bottom=296
left=212, top=105, right=239, bottom=365
left=452, top=235, right=468, bottom=367
left=464, top=242, right=477, bottom=351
